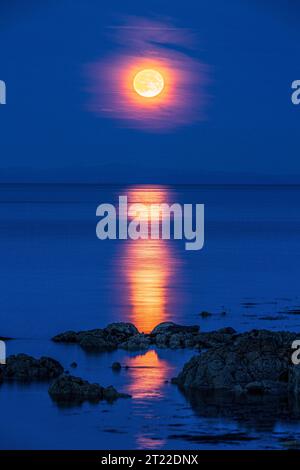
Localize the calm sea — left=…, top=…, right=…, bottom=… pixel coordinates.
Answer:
left=1, top=184, right=300, bottom=449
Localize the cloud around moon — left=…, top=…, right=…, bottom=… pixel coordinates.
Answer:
left=86, top=16, right=210, bottom=131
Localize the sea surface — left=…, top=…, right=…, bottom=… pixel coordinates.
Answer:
left=1, top=184, right=300, bottom=449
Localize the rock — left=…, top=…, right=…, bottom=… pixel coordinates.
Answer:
left=79, top=335, right=116, bottom=352
left=104, top=323, right=139, bottom=339
left=200, top=311, right=212, bottom=318
left=151, top=322, right=199, bottom=336
left=52, top=322, right=139, bottom=352
left=0, top=354, right=63, bottom=381
left=103, top=385, right=131, bottom=401
left=70, top=362, right=77, bottom=368
left=112, top=362, right=122, bottom=371
left=173, top=329, right=297, bottom=395
left=48, top=375, right=131, bottom=403
left=49, top=375, right=103, bottom=403
left=194, top=327, right=236, bottom=349
left=151, top=322, right=200, bottom=349
left=52, top=330, right=79, bottom=343
left=119, top=334, right=151, bottom=351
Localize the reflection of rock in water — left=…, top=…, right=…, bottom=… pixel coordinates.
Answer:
left=178, top=388, right=300, bottom=432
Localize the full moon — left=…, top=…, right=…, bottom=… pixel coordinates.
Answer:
left=133, top=69, right=165, bottom=98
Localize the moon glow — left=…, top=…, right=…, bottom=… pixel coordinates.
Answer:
left=133, top=69, right=165, bottom=98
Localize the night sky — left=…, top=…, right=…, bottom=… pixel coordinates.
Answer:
left=0, top=0, right=299, bottom=183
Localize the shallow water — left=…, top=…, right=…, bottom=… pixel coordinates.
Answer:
left=1, top=184, right=300, bottom=449
left=2, top=339, right=300, bottom=450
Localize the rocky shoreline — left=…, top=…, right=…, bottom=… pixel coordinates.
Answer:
left=2, top=321, right=300, bottom=412
left=51, top=321, right=236, bottom=352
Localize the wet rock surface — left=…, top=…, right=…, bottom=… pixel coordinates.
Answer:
left=0, top=354, right=63, bottom=381
left=150, top=322, right=200, bottom=349
left=48, top=374, right=131, bottom=404
left=52, top=321, right=206, bottom=351
left=194, top=327, right=237, bottom=349
left=120, top=333, right=151, bottom=351
left=52, top=322, right=139, bottom=352
left=172, top=329, right=298, bottom=397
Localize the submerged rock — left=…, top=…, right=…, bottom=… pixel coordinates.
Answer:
left=48, top=374, right=130, bottom=403
left=102, top=385, right=130, bottom=401
left=173, top=329, right=297, bottom=395
left=0, top=354, right=63, bottom=381
left=52, top=322, right=139, bottom=352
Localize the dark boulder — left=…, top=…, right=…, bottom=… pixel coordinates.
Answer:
left=79, top=335, right=116, bottom=352
left=0, top=354, right=63, bottom=381
left=194, top=327, right=236, bottom=349
left=52, top=330, right=79, bottom=343
left=173, top=329, right=297, bottom=395
left=104, top=322, right=139, bottom=340
left=52, top=322, right=139, bottom=352
left=150, top=322, right=200, bottom=349
left=151, top=322, right=199, bottom=336
left=119, top=334, right=151, bottom=351
left=48, top=374, right=130, bottom=403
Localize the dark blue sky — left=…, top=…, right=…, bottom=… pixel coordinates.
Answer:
left=0, top=0, right=300, bottom=183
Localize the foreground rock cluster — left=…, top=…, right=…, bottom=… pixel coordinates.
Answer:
left=3, top=323, right=300, bottom=414
left=172, top=329, right=299, bottom=397
left=0, top=353, right=130, bottom=405
left=52, top=321, right=237, bottom=352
